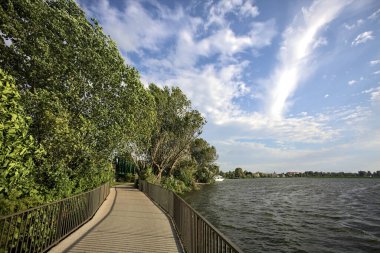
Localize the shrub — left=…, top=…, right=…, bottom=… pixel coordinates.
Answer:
left=161, top=176, right=191, bottom=194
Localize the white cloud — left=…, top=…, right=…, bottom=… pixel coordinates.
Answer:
left=344, top=23, right=355, bottom=30
left=182, top=19, right=276, bottom=60
left=216, top=130, right=380, bottom=171
left=313, top=37, right=328, bottom=49
left=214, top=104, right=378, bottom=171
left=324, top=94, right=329, bottom=98
left=240, top=0, right=259, bottom=17
left=362, top=87, right=374, bottom=94
left=356, top=19, right=364, bottom=25
left=351, top=31, right=374, bottom=46
left=368, top=8, right=380, bottom=20
left=369, top=86, right=380, bottom=102
left=79, top=0, right=184, bottom=56
left=206, top=0, right=259, bottom=28
left=343, top=18, right=364, bottom=30
left=153, top=63, right=248, bottom=123
left=374, top=70, right=380, bottom=75
left=370, top=60, right=380, bottom=65
left=338, top=106, right=371, bottom=125
left=348, top=80, right=357, bottom=85
left=265, top=0, right=349, bottom=119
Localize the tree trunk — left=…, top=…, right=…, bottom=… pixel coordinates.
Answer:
left=155, top=169, right=163, bottom=183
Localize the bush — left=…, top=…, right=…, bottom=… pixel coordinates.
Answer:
left=173, top=166, right=196, bottom=188
left=0, top=69, right=44, bottom=215
left=161, top=176, right=191, bottom=194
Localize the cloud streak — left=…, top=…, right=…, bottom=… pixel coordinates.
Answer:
left=352, top=31, right=374, bottom=46
left=265, top=0, right=349, bottom=119
left=368, top=8, right=380, bottom=20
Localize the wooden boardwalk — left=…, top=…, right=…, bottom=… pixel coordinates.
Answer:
left=49, top=185, right=183, bottom=253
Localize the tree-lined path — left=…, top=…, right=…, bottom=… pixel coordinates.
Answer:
left=49, top=185, right=183, bottom=253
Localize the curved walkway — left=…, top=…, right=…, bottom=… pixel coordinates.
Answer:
left=49, top=185, right=183, bottom=253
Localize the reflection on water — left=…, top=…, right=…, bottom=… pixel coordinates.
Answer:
left=183, top=178, right=380, bottom=253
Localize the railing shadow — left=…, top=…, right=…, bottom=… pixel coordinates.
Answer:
left=63, top=186, right=119, bottom=252
left=139, top=180, right=244, bottom=253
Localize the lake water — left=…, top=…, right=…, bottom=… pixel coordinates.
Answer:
left=183, top=178, right=380, bottom=253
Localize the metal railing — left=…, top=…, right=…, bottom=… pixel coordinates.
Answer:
left=139, top=180, right=243, bottom=253
left=0, top=182, right=110, bottom=253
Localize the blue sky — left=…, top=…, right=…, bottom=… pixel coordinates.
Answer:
left=78, top=0, right=380, bottom=172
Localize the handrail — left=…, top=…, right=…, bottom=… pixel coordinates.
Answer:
left=0, top=181, right=110, bottom=253
left=139, top=180, right=244, bottom=253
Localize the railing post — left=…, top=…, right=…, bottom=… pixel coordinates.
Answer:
left=138, top=180, right=244, bottom=253
left=56, top=201, right=64, bottom=242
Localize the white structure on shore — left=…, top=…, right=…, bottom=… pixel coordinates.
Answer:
left=214, top=175, right=225, bottom=182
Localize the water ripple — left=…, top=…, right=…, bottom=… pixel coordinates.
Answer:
left=184, top=178, right=380, bottom=253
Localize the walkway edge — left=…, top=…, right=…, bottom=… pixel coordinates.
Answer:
left=141, top=191, right=186, bottom=253
left=48, top=187, right=116, bottom=253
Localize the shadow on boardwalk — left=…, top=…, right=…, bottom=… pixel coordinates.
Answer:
left=50, top=185, right=183, bottom=253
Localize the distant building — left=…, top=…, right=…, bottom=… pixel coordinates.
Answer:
left=286, top=171, right=301, bottom=177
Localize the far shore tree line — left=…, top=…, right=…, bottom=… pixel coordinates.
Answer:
left=0, top=0, right=219, bottom=216
left=221, top=168, right=380, bottom=179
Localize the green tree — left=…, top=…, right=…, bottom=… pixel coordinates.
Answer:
left=0, top=0, right=156, bottom=197
left=234, top=167, right=245, bottom=178
left=115, top=69, right=156, bottom=177
left=191, top=138, right=219, bottom=183
left=0, top=69, right=44, bottom=215
left=148, top=84, right=205, bottom=181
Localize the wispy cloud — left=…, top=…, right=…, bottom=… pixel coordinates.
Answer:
left=79, top=0, right=185, bottom=57
left=362, top=86, right=380, bottom=103
left=313, top=37, right=328, bottom=49
left=343, top=18, right=364, bottom=30
left=370, top=87, right=380, bottom=102
left=216, top=103, right=378, bottom=171
left=206, top=0, right=259, bottom=28
left=368, top=8, right=380, bottom=20
left=374, top=70, right=380, bottom=75
left=351, top=31, right=374, bottom=46
left=217, top=129, right=380, bottom=171
left=348, top=80, right=357, bottom=85
left=265, top=0, right=349, bottom=119
left=370, top=59, right=380, bottom=65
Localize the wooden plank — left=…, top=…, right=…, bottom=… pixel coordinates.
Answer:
left=49, top=185, right=183, bottom=253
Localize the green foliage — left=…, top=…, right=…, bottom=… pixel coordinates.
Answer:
left=161, top=176, right=190, bottom=194
left=141, top=167, right=157, bottom=184
left=148, top=84, right=206, bottom=181
left=173, top=159, right=197, bottom=188
left=234, top=167, right=245, bottom=178
left=191, top=138, right=217, bottom=166
left=0, top=0, right=158, bottom=212
left=191, top=138, right=219, bottom=183
left=0, top=69, right=44, bottom=215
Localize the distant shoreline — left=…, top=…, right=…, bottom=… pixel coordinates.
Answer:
left=220, top=169, right=380, bottom=179
left=221, top=176, right=380, bottom=179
